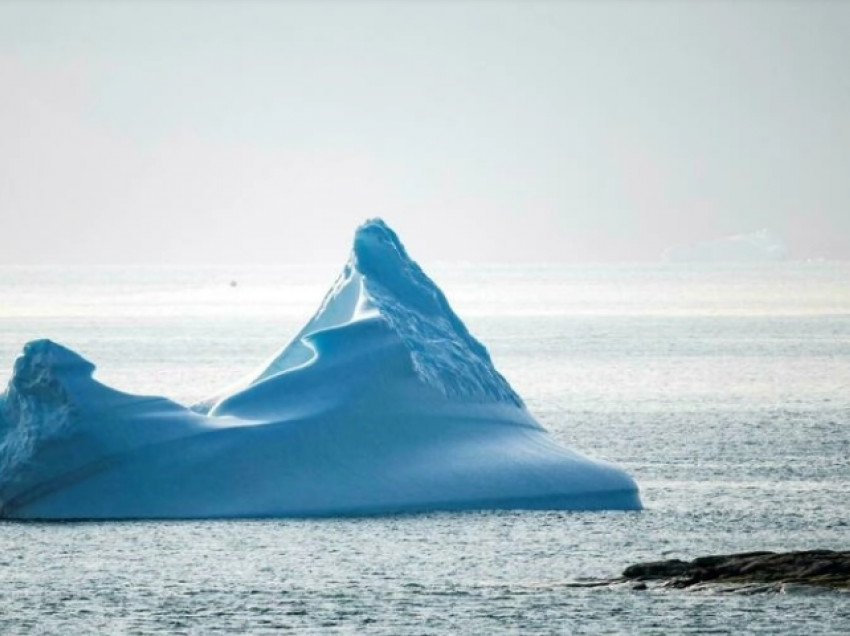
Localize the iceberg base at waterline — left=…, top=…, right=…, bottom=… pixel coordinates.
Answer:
left=0, top=220, right=641, bottom=519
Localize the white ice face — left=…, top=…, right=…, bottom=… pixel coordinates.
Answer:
left=0, top=219, right=641, bottom=519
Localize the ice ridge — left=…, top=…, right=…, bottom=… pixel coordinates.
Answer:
left=228, top=219, right=522, bottom=408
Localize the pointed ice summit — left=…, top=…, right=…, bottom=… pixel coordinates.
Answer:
left=0, top=219, right=641, bottom=519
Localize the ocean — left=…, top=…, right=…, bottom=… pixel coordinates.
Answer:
left=1, top=262, right=848, bottom=634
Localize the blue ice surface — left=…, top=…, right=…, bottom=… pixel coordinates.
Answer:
left=354, top=219, right=524, bottom=406
left=0, top=219, right=642, bottom=519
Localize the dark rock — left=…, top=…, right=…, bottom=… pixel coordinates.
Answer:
left=621, top=550, right=850, bottom=592
left=622, top=558, right=691, bottom=580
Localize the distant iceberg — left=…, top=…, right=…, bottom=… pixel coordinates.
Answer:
left=0, top=219, right=641, bottom=519
left=662, top=229, right=788, bottom=262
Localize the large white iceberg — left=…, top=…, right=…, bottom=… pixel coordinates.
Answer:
left=662, top=229, right=788, bottom=262
left=0, top=219, right=641, bottom=519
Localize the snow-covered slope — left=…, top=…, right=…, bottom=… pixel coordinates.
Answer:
left=662, top=229, right=788, bottom=262
left=0, top=219, right=641, bottom=519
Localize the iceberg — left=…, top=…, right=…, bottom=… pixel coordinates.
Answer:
left=662, top=229, right=788, bottom=262
left=0, top=219, right=641, bottom=519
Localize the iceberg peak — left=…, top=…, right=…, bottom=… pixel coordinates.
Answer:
left=351, top=217, right=406, bottom=273
left=352, top=218, right=523, bottom=406
left=1, top=338, right=93, bottom=440
left=223, top=218, right=523, bottom=410
left=0, top=340, right=90, bottom=497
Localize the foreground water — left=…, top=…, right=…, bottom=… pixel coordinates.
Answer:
left=1, top=263, right=848, bottom=634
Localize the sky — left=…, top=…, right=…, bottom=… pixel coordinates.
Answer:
left=1, top=0, right=848, bottom=264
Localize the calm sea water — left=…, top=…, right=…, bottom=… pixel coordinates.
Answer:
left=1, top=263, right=849, bottom=635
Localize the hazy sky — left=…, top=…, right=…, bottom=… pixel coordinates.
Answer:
left=1, top=0, right=848, bottom=264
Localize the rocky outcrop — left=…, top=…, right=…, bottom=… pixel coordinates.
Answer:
left=622, top=550, right=850, bottom=592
